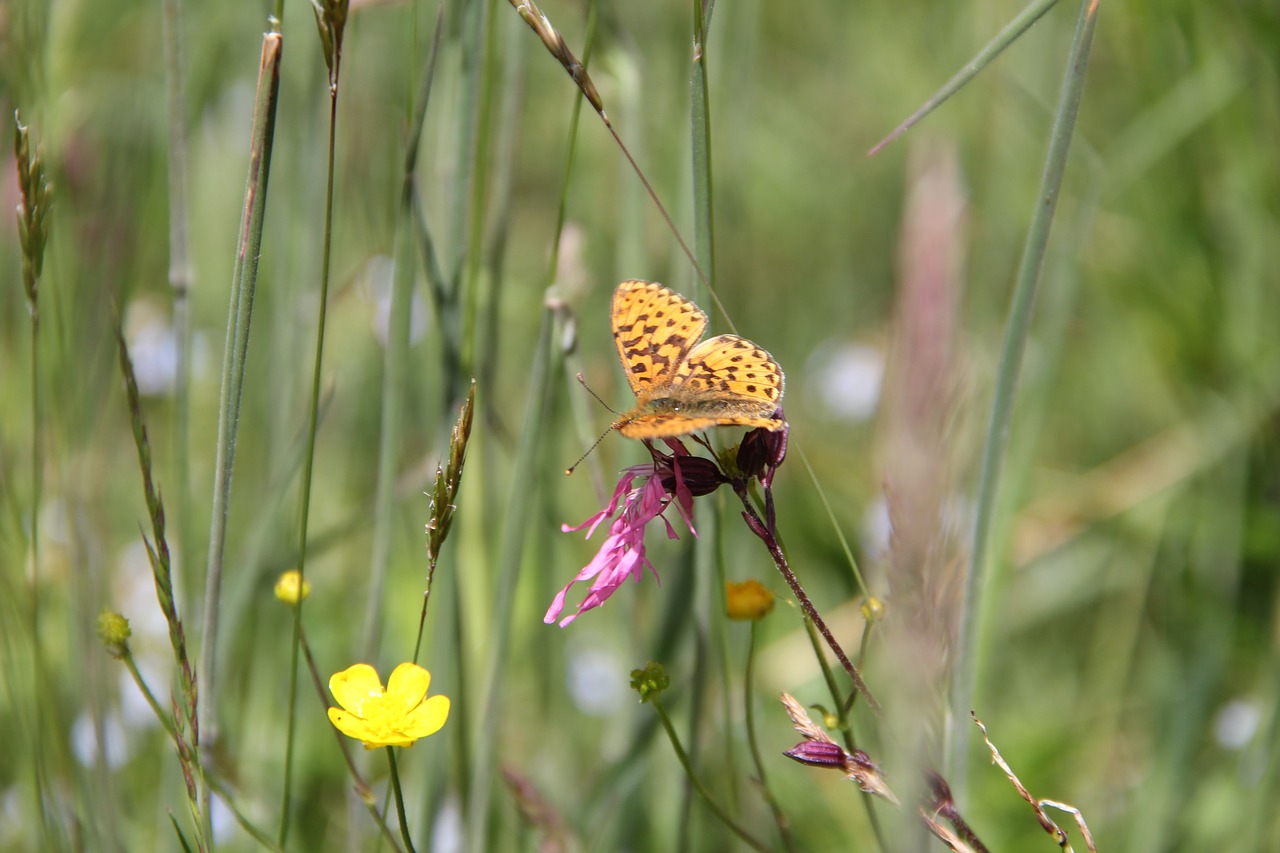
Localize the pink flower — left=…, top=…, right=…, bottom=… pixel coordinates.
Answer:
left=547, top=443, right=709, bottom=627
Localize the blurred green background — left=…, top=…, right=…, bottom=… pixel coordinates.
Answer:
left=2, top=0, right=1279, bottom=849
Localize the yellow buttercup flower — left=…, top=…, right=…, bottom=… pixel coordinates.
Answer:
left=327, top=663, right=450, bottom=749
left=725, top=580, right=775, bottom=621
left=274, top=569, right=311, bottom=605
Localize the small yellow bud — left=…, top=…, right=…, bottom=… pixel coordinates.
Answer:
left=725, top=580, right=775, bottom=621
left=861, top=596, right=886, bottom=623
left=274, top=570, right=311, bottom=605
left=97, top=610, right=132, bottom=658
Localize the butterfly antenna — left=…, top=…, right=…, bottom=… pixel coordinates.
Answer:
left=566, top=374, right=626, bottom=475
left=565, top=422, right=620, bottom=476
left=576, top=372, right=620, bottom=415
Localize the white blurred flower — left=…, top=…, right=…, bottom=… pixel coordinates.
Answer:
left=211, top=792, right=237, bottom=845
left=861, top=496, right=892, bottom=564
left=565, top=639, right=628, bottom=717
left=1214, top=699, right=1260, bottom=750
left=805, top=341, right=884, bottom=422
left=124, top=298, right=209, bottom=396
left=431, top=792, right=464, bottom=853
left=71, top=711, right=131, bottom=769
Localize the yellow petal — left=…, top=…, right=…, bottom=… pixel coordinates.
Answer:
left=398, top=694, right=451, bottom=741
left=328, top=707, right=373, bottom=742
left=329, top=664, right=384, bottom=715
left=384, top=663, right=431, bottom=714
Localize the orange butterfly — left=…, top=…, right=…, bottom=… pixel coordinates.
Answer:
left=610, top=280, right=785, bottom=439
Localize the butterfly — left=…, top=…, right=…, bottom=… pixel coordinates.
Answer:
left=610, top=280, right=785, bottom=439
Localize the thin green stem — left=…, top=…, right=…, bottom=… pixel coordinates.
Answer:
left=868, top=0, right=1060, bottom=155
left=161, top=0, right=195, bottom=624
left=116, top=648, right=281, bottom=851
left=466, top=305, right=556, bottom=848
left=685, top=21, right=719, bottom=847
left=360, top=98, right=418, bottom=661
left=951, top=0, right=1100, bottom=794
left=743, top=623, right=797, bottom=852
left=27, top=279, right=48, bottom=848
left=798, top=447, right=869, bottom=595
left=387, top=749, right=418, bottom=853
left=650, top=697, right=770, bottom=853
left=689, top=0, right=716, bottom=300
left=281, top=15, right=345, bottom=844
left=14, top=110, right=52, bottom=848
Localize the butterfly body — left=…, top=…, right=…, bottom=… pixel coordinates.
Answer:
left=610, top=280, right=785, bottom=440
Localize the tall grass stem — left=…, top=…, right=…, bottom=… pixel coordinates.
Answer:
left=950, top=0, right=1100, bottom=796
left=868, top=0, right=1060, bottom=156
left=201, top=26, right=282, bottom=834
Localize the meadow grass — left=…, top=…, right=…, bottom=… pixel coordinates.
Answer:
left=3, top=0, right=1278, bottom=850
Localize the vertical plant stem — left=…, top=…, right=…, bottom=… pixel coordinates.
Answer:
left=118, top=320, right=221, bottom=850
left=359, top=3, right=444, bottom=662
left=281, top=5, right=348, bottom=840
left=201, top=27, right=282, bottom=834
left=466, top=304, right=556, bottom=849
left=453, top=0, right=491, bottom=389
left=22, top=166, right=49, bottom=853
left=744, top=623, right=797, bottom=852
left=689, top=0, right=716, bottom=298
left=950, top=0, right=1100, bottom=793
left=387, top=749, right=419, bottom=853
left=15, top=110, right=54, bottom=845
left=685, top=7, right=718, bottom=846
left=161, top=0, right=195, bottom=620
left=360, top=152, right=415, bottom=660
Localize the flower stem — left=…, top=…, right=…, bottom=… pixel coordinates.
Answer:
left=744, top=623, right=797, bottom=852
left=736, top=489, right=882, bottom=715
left=650, top=697, right=770, bottom=852
left=387, top=748, right=418, bottom=853
left=281, top=16, right=345, bottom=845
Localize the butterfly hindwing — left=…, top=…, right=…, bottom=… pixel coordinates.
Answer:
left=673, top=334, right=784, bottom=414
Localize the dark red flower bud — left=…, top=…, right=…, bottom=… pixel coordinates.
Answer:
left=736, top=412, right=788, bottom=484
left=662, top=454, right=726, bottom=497
left=784, top=739, right=849, bottom=769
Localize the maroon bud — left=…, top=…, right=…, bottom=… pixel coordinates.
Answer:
left=784, top=740, right=849, bottom=769
left=741, top=509, right=769, bottom=539
left=736, top=428, right=769, bottom=481
left=662, top=455, right=726, bottom=497
left=736, top=413, right=788, bottom=485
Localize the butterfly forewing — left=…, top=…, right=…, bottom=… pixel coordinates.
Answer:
left=612, top=280, right=708, bottom=398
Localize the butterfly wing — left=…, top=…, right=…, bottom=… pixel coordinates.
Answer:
left=672, top=334, right=785, bottom=418
left=611, top=280, right=708, bottom=399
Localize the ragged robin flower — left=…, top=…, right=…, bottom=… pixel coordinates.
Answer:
left=328, top=663, right=450, bottom=749
left=547, top=439, right=726, bottom=627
